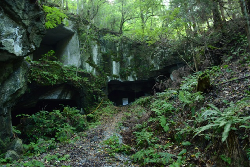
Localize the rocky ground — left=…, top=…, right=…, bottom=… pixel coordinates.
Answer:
left=19, top=106, right=138, bottom=167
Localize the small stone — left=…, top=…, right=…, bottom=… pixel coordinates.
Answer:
left=7, top=138, right=24, bottom=154
left=5, top=150, right=19, bottom=161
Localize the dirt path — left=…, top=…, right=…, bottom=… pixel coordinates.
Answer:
left=28, top=106, right=138, bottom=167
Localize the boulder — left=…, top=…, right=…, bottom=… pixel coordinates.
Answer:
left=7, top=138, right=24, bottom=155
left=5, top=150, right=19, bottom=161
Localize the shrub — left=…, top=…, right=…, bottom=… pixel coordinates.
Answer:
left=19, top=107, right=87, bottom=143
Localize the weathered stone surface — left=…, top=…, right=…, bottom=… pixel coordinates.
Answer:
left=0, top=61, right=28, bottom=106
left=0, top=107, right=12, bottom=141
left=0, top=0, right=45, bottom=147
left=7, top=138, right=24, bottom=155
left=0, top=0, right=45, bottom=61
left=5, top=150, right=19, bottom=161
left=0, top=60, right=28, bottom=142
left=0, top=138, right=7, bottom=154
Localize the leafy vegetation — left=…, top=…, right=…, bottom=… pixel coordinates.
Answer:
left=18, top=107, right=87, bottom=143
left=194, top=99, right=250, bottom=142
left=43, top=6, right=68, bottom=29
left=3, top=0, right=250, bottom=166
left=99, top=58, right=250, bottom=166
left=27, top=50, right=106, bottom=110
left=103, top=135, right=132, bottom=156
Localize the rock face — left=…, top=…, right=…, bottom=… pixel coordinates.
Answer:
left=0, top=0, right=45, bottom=61
left=0, top=0, right=45, bottom=143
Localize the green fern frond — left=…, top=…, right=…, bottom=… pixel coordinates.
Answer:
left=222, top=123, right=232, bottom=142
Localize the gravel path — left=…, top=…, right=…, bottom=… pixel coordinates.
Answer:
left=27, top=106, right=138, bottom=167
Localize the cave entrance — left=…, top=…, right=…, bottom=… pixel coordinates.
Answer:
left=11, top=99, right=77, bottom=126
left=32, top=24, right=75, bottom=62
left=11, top=84, right=81, bottom=126
left=108, top=79, right=155, bottom=106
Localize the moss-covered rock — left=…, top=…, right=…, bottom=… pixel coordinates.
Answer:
left=5, top=150, right=19, bottom=161
left=7, top=138, right=24, bottom=155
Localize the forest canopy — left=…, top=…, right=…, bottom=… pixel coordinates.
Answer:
left=40, top=0, right=247, bottom=43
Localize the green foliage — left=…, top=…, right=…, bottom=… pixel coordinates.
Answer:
left=180, top=72, right=200, bottom=91
left=24, top=138, right=57, bottom=155
left=0, top=157, right=12, bottom=164
left=5, top=159, right=45, bottom=167
left=220, top=154, right=231, bottom=165
left=21, top=159, right=45, bottom=167
left=134, top=129, right=158, bottom=148
left=103, top=34, right=123, bottom=42
left=246, top=148, right=250, bottom=160
left=28, top=50, right=105, bottom=110
left=12, top=126, right=21, bottom=135
left=43, top=153, right=70, bottom=162
left=181, top=141, right=191, bottom=146
left=55, top=124, right=75, bottom=143
left=43, top=6, right=68, bottom=29
left=132, top=146, right=175, bottom=165
left=194, top=98, right=250, bottom=142
left=28, top=50, right=89, bottom=87
left=178, top=91, right=204, bottom=106
left=103, top=135, right=132, bottom=155
left=133, top=96, right=152, bottom=107
left=159, top=115, right=169, bottom=132
left=19, top=107, right=87, bottom=143
left=41, top=50, right=57, bottom=61
left=88, top=103, right=118, bottom=124
left=151, top=100, right=175, bottom=116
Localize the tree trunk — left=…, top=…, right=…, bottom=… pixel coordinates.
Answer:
left=119, top=18, right=124, bottom=34
left=206, top=19, right=210, bottom=29
left=77, top=0, right=79, bottom=14
left=223, top=131, right=249, bottom=167
left=140, top=12, right=145, bottom=33
left=228, top=0, right=236, bottom=19
left=212, top=0, right=223, bottom=29
left=240, top=0, right=250, bottom=49
left=66, top=0, right=68, bottom=10
left=191, top=43, right=198, bottom=72
left=219, top=0, right=226, bottom=22
left=119, top=2, right=125, bottom=34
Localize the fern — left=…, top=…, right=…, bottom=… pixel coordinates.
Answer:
left=194, top=98, right=250, bottom=142
left=159, top=115, right=169, bottom=132
left=132, top=148, right=174, bottom=165
left=134, top=129, right=158, bottom=147
left=178, top=90, right=204, bottom=106
left=151, top=100, right=175, bottom=115
left=222, top=123, right=231, bottom=142
left=158, top=152, right=175, bottom=164
left=178, top=91, right=192, bottom=104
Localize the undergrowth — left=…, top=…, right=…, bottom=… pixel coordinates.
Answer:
left=114, top=60, right=250, bottom=166
left=17, top=106, right=87, bottom=143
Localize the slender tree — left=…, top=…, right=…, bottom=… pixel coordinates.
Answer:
left=240, top=0, right=250, bottom=49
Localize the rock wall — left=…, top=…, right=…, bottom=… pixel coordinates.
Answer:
left=75, top=27, right=184, bottom=82
left=0, top=0, right=45, bottom=144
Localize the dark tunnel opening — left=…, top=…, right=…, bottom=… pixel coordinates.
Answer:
left=11, top=99, right=77, bottom=126
left=108, top=79, right=155, bottom=106
left=108, top=90, right=146, bottom=106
